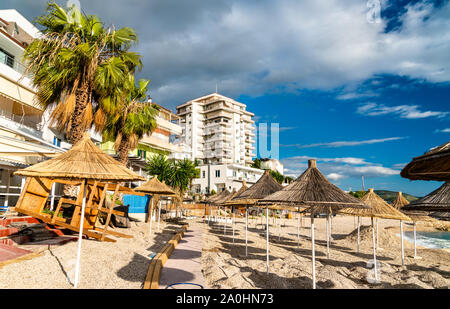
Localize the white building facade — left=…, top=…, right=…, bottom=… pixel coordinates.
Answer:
left=176, top=93, right=256, bottom=165
left=191, top=164, right=264, bottom=195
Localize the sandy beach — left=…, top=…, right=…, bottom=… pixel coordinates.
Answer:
left=0, top=215, right=448, bottom=289
left=0, top=220, right=183, bottom=289
left=200, top=215, right=450, bottom=289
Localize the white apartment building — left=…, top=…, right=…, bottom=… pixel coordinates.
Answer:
left=191, top=164, right=264, bottom=195
left=176, top=93, right=256, bottom=166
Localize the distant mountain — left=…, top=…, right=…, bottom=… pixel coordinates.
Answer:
left=374, top=190, right=420, bottom=204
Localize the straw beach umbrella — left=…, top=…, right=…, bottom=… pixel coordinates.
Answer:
left=15, top=133, right=145, bottom=288
left=226, top=170, right=283, bottom=260
left=339, top=188, right=411, bottom=273
left=401, top=210, right=439, bottom=258
left=402, top=182, right=450, bottom=221
left=135, top=176, right=176, bottom=235
left=391, top=192, right=410, bottom=210
left=260, top=159, right=368, bottom=289
left=401, top=141, right=450, bottom=181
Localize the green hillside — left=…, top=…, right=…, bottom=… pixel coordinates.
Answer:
left=374, top=190, right=420, bottom=203
left=348, top=190, right=420, bottom=204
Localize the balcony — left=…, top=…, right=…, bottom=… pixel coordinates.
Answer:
left=0, top=109, right=42, bottom=139
left=156, top=117, right=182, bottom=135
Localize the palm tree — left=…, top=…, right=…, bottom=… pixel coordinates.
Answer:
left=145, top=155, right=200, bottom=195
left=103, top=77, right=158, bottom=165
left=145, top=155, right=173, bottom=181
left=24, top=1, right=141, bottom=144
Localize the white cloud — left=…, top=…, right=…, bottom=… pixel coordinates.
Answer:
left=281, top=136, right=406, bottom=149
left=281, top=155, right=401, bottom=179
left=435, top=128, right=450, bottom=133
left=357, top=103, right=448, bottom=119
left=327, top=173, right=345, bottom=181
left=6, top=0, right=450, bottom=107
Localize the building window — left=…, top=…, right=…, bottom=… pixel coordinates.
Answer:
left=53, top=136, right=61, bottom=147
left=202, top=171, right=206, bottom=178
left=215, top=170, right=220, bottom=178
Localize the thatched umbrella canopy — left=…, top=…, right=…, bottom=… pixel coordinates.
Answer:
left=260, top=160, right=367, bottom=211
left=391, top=192, right=410, bottom=210
left=402, top=182, right=450, bottom=212
left=15, top=133, right=145, bottom=182
left=401, top=141, right=450, bottom=181
left=339, top=188, right=411, bottom=267
left=135, top=176, right=176, bottom=195
left=14, top=132, right=144, bottom=289
left=259, top=159, right=369, bottom=289
left=225, top=170, right=283, bottom=258
left=226, top=170, right=283, bottom=206
left=135, top=176, right=176, bottom=235
left=339, top=189, right=410, bottom=221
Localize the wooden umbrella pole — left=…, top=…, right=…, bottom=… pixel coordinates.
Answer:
left=311, top=214, right=316, bottom=289
left=157, top=199, right=162, bottom=232
left=297, top=211, right=300, bottom=248
left=371, top=217, right=379, bottom=283
left=266, top=206, right=269, bottom=274
left=232, top=212, right=235, bottom=244
left=376, top=218, right=379, bottom=250
left=74, top=180, right=87, bottom=288
left=357, top=216, right=361, bottom=253
left=400, top=220, right=405, bottom=265
left=278, top=214, right=281, bottom=241
left=326, top=214, right=330, bottom=259
left=414, top=222, right=417, bottom=258
left=149, top=198, right=154, bottom=238
left=245, top=207, right=248, bottom=256
left=224, top=208, right=227, bottom=236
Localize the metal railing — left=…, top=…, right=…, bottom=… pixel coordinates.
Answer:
left=0, top=50, right=32, bottom=78
left=0, top=109, right=41, bottom=130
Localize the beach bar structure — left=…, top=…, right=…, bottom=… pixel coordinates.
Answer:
left=14, top=133, right=145, bottom=287
left=260, top=159, right=368, bottom=289
left=225, top=170, right=283, bottom=259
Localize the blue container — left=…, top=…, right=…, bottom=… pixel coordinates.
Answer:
left=123, top=194, right=152, bottom=214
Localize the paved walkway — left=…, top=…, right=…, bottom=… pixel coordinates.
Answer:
left=159, top=225, right=206, bottom=289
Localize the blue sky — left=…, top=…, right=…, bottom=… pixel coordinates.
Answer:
left=2, top=0, right=449, bottom=196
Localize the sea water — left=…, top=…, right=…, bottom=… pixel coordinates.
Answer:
left=403, top=231, right=450, bottom=249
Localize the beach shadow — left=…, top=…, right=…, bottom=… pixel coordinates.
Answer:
left=159, top=267, right=197, bottom=288
left=116, top=252, right=150, bottom=283
left=166, top=248, right=201, bottom=260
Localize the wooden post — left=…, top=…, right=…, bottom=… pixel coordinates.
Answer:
left=157, top=199, right=162, bottom=232
left=413, top=222, right=417, bottom=258
left=400, top=220, right=405, bottom=265
left=245, top=207, right=248, bottom=256
left=297, top=211, right=300, bottom=248
left=372, top=217, right=379, bottom=283
left=101, top=184, right=119, bottom=242
left=357, top=216, right=361, bottom=253
left=326, top=214, right=330, bottom=259
left=266, top=206, right=269, bottom=274
left=311, top=214, right=316, bottom=289
left=149, top=197, right=154, bottom=238
left=74, top=180, right=87, bottom=288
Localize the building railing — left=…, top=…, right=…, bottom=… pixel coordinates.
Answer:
left=0, top=109, right=41, bottom=131
left=0, top=50, right=32, bottom=79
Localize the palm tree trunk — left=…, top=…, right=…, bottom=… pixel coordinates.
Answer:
left=118, top=136, right=130, bottom=165
left=64, top=82, right=90, bottom=198
left=69, top=82, right=90, bottom=144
